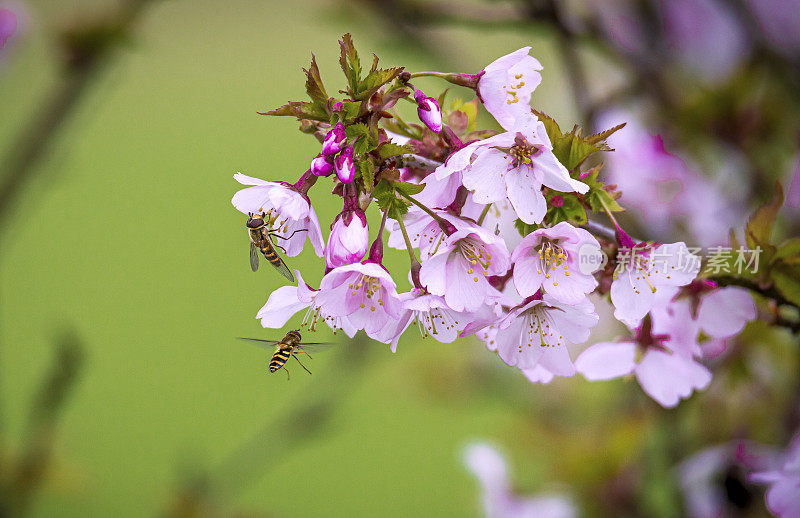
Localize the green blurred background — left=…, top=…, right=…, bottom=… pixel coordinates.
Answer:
left=0, top=1, right=795, bottom=517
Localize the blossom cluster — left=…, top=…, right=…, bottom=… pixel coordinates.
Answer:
left=230, top=37, right=757, bottom=410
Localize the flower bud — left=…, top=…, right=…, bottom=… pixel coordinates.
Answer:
left=310, top=154, right=333, bottom=177
left=414, top=89, right=443, bottom=133
left=325, top=208, right=369, bottom=268
left=322, top=122, right=346, bottom=156
left=334, top=146, right=355, bottom=184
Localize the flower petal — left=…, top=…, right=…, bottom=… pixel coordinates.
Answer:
left=575, top=341, right=637, bottom=380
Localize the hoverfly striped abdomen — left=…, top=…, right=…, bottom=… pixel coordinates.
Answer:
left=269, top=347, right=292, bottom=373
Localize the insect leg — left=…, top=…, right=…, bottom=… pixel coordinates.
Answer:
left=285, top=367, right=290, bottom=381
left=270, top=228, right=308, bottom=241
left=293, top=354, right=313, bottom=375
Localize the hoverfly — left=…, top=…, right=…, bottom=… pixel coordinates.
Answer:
left=237, top=330, right=331, bottom=379
left=246, top=211, right=300, bottom=282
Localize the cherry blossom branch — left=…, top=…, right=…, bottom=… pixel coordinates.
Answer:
left=711, top=276, right=798, bottom=313
left=582, top=220, right=800, bottom=315
left=581, top=219, right=619, bottom=243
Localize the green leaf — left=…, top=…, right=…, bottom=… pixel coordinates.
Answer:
left=552, top=130, right=606, bottom=171
left=338, top=33, right=361, bottom=95
left=745, top=182, right=784, bottom=250
left=303, top=53, right=328, bottom=108
left=775, top=238, right=800, bottom=264
left=355, top=67, right=403, bottom=101
left=772, top=263, right=800, bottom=306
left=585, top=123, right=626, bottom=147
left=395, top=181, right=425, bottom=196
left=532, top=109, right=563, bottom=142
left=514, top=219, right=538, bottom=237
left=344, top=122, right=370, bottom=141
left=340, top=100, right=362, bottom=121
left=533, top=110, right=621, bottom=171
left=356, top=156, right=376, bottom=189
left=581, top=164, right=623, bottom=213
left=377, top=142, right=411, bottom=161
left=545, top=194, right=587, bottom=226
left=259, top=101, right=328, bottom=122
left=372, top=179, right=411, bottom=220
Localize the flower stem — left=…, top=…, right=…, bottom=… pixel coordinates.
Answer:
left=476, top=203, right=492, bottom=226
left=368, top=209, right=389, bottom=264
left=408, top=71, right=451, bottom=79
left=397, top=216, right=422, bottom=288
left=395, top=187, right=454, bottom=235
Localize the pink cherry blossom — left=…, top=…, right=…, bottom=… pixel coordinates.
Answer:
left=440, top=117, right=588, bottom=224
left=325, top=208, right=369, bottom=268
left=231, top=173, right=324, bottom=257
left=648, top=284, right=756, bottom=358
left=414, top=89, right=443, bottom=133
left=487, top=294, right=598, bottom=376
left=418, top=223, right=511, bottom=312
left=610, top=240, right=700, bottom=328
left=751, top=433, right=800, bottom=518
left=372, top=289, right=474, bottom=352
left=463, top=442, right=578, bottom=518
left=314, top=261, right=403, bottom=339
left=575, top=340, right=712, bottom=408
left=256, top=270, right=356, bottom=337
left=478, top=47, right=544, bottom=131
left=511, top=222, right=601, bottom=304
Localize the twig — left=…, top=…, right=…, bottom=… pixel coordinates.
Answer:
left=2, top=331, right=84, bottom=516
left=0, top=0, right=156, bottom=237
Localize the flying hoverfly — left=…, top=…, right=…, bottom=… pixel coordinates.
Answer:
left=246, top=211, right=299, bottom=282
left=237, top=330, right=331, bottom=379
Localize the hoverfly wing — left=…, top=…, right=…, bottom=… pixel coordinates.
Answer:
left=294, top=342, right=334, bottom=354
left=249, top=242, right=260, bottom=272
left=270, top=253, right=296, bottom=283
left=237, top=337, right=281, bottom=351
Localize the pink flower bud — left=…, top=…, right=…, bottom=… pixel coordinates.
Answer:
left=550, top=195, right=564, bottom=207
left=325, top=208, right=369, bottom=268
left=322, top=122, right=346, bottom=156
left=334, top=146, right=355, bottom=183
left=414, top=89, right=443, bottom=133
left=310, top=154, right=333, bottom=177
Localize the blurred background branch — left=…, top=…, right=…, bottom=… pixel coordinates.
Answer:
left=0, top=0, right=156, bottom=237
left=0, top=330, right=84, bottom=517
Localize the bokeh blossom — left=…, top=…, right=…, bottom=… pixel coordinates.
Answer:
left=463, top=443, right=578, bottom=518
left=751, top=434, right=800, bottom=518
